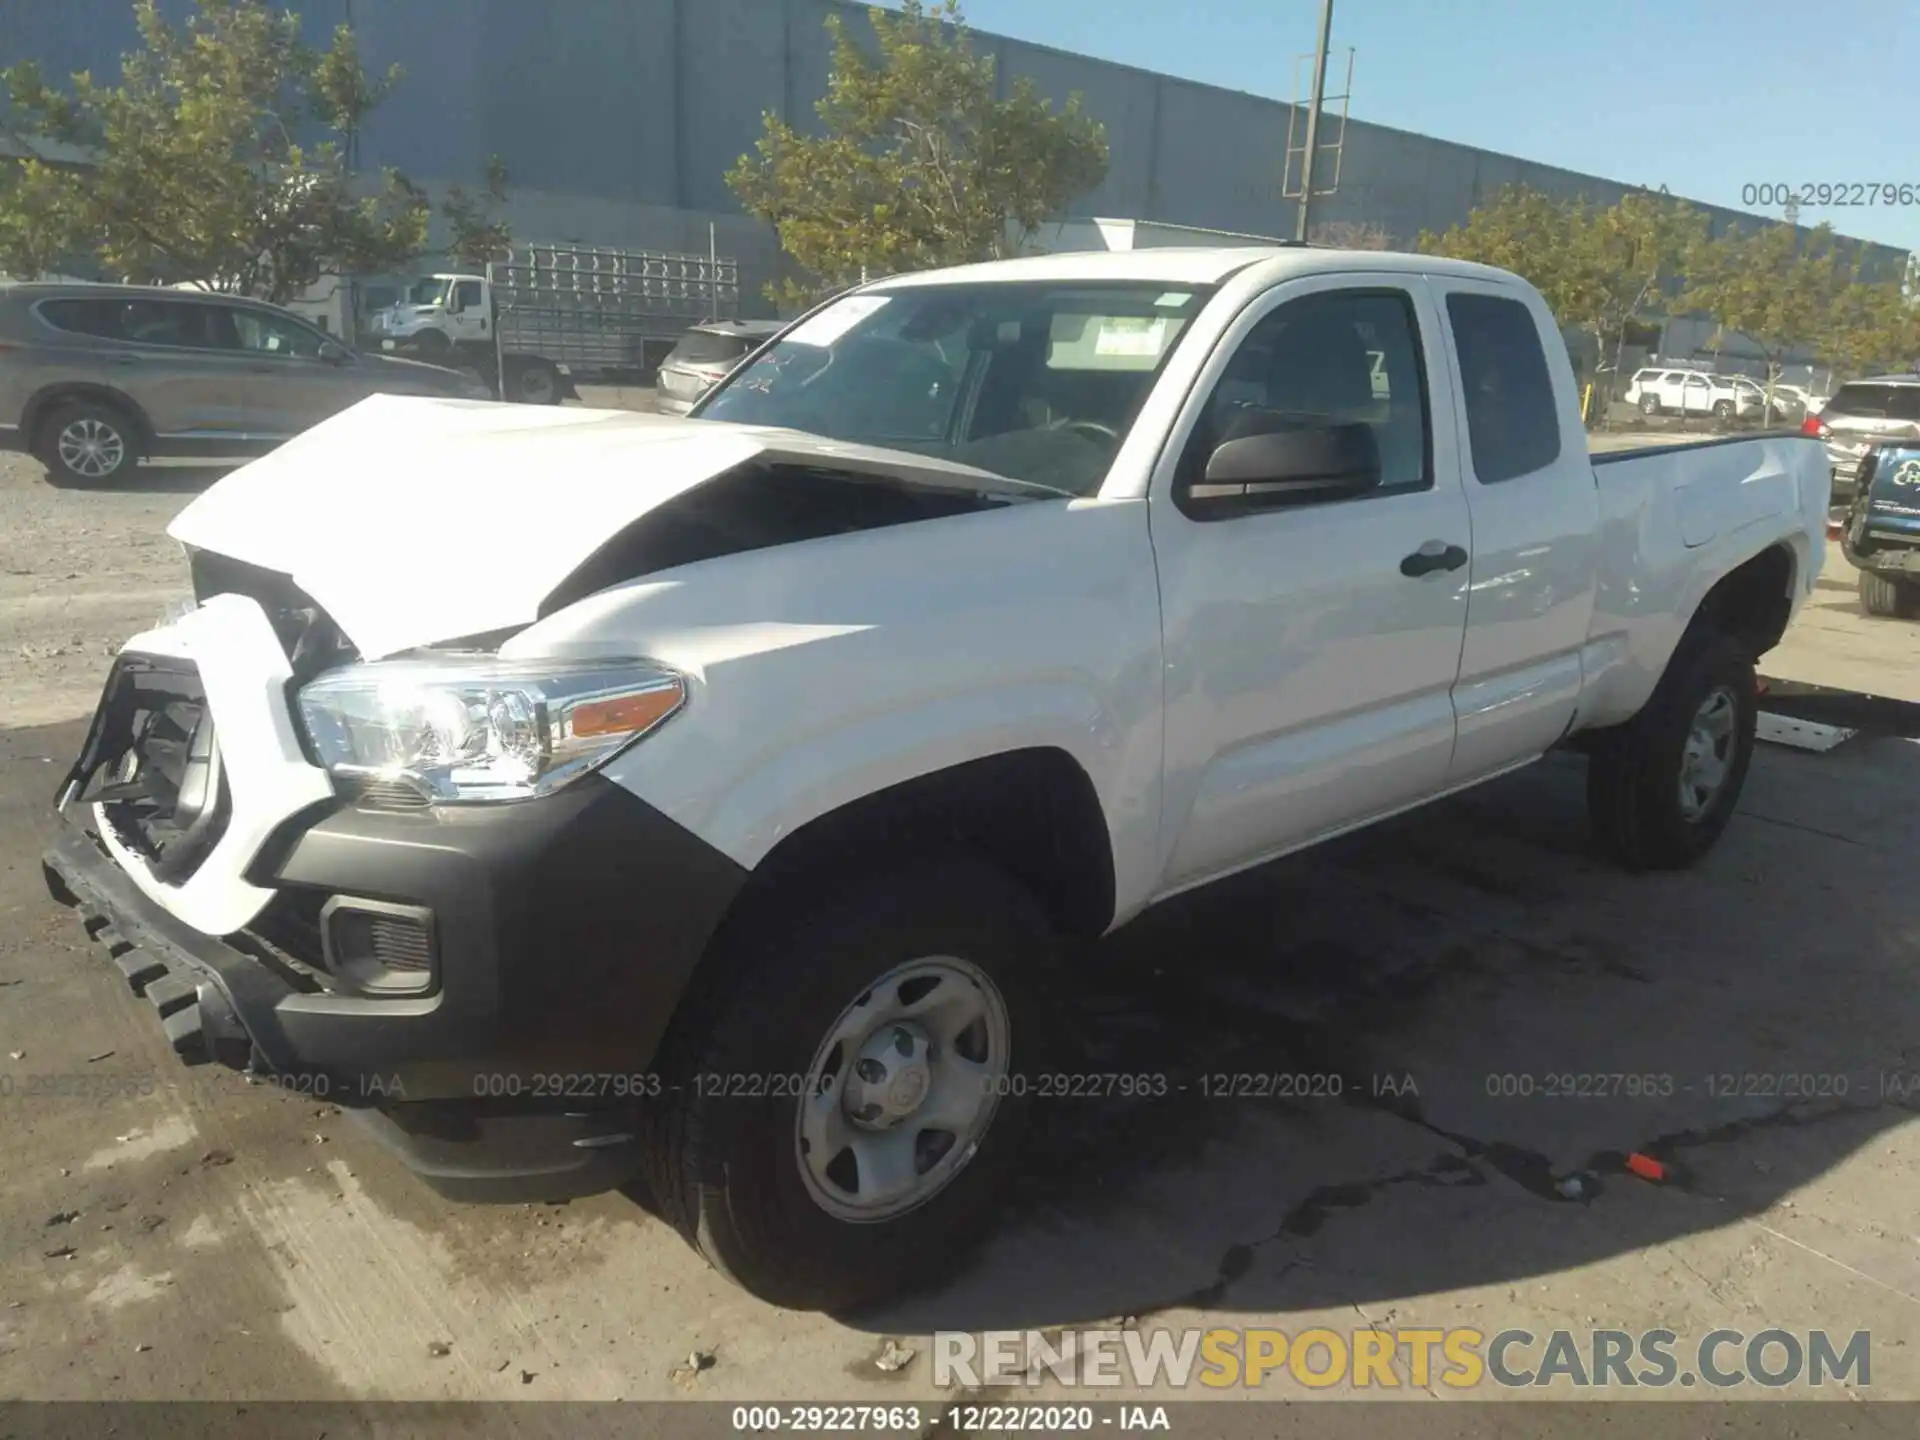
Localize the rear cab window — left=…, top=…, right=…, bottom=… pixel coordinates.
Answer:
left=1445, top=292, right=1562, bottom=483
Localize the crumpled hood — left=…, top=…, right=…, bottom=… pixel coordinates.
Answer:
left=167, top=393, right=1016, bottom=661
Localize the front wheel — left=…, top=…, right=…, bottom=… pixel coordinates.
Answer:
left=1587, top=629, right=1757, bottom=870
left=38, top=400, right=140, bottom=486
left=639, top=858, right=1052, bottom=1310
left=1859, top=568, right=1920, bottom=618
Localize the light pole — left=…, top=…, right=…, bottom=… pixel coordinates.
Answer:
left=1293, top=0, right=1335, bottom=242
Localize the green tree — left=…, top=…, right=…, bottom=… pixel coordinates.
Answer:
left=1679, top=221, right=1859, bottom=407
left=1420, top=186, right=1703, bottom=416
left=1564, top=190, right=1708, bottom=393
left=438, top=154, right=513, bottom=271
left=0, top=0, right=461, bottom=302
left=1417, top=185, right=1580, bottom=306
left=726, top=0, right=1109, bottom=306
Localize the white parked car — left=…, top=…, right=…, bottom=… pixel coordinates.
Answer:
left=1624, top=366, right=1706, bottom=405
left=1636, top=370, right=1765, bottom=420
left=42, top=246, right=1830, bottom=1310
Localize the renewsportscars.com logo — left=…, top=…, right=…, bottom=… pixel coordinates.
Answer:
left=933, top=1326, right=1871, bottom=1391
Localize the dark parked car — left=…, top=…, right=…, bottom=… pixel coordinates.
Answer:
left=0, top=282, right=492, bottom=485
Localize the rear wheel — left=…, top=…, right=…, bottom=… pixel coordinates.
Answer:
left=1587, top=628, right=1757, bottom=870
left=1639, top=393, right=1661, bottom=415
left=1712, top=399, right=1734, bottom=420
left=1858, top=568, right=1920, bottom=618
left=509, top=360, right=561, bottom=405
left=38, top=400, right=139, bottom=486
left=640, top=858, right=1051, bottom=1310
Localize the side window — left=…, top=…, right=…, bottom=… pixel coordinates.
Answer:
left=230, top=309, right=328, bottom=359
left=452, top=279, right=483, bottom=311
left=1446, top=292, right=1562, bottom=484
left=36, top=298, right=126, bottom=338
left=115, top=300, right=227, bottom=350
left=1181, top=288, right=1432, bottom=498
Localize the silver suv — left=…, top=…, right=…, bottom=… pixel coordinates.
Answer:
left=0, top=282, right=492, bottom=485
left=656, top=319, right=785, bottom=416
left=1808, top=375, right=1920, bottom=501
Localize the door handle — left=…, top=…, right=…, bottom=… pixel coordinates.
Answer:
left=1400, top=541, right=1469, bottom=578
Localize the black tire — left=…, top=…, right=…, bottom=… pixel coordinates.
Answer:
left=511, top=362, right=561, bottom=405
left=37, top=399, right=139, bottom=487
left=1639, top=394, right=1661, bottom=415
left=1858, top=568, right=1920, bottom=618
left=1712, top=399, right=1734, bottom=420
left=639, top=857, right=1053, bottom=1310
left=1586, top=628, right=1757, bottom=871
left=409, top=328, right=453, bottom=356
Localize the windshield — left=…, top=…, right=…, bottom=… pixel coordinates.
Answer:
left=407, top=278, right=450, bottom=307
left=697, top=281, right=1213, bottom=496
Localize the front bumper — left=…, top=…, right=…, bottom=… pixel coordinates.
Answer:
left=44, top=765, right=747, bottom=1200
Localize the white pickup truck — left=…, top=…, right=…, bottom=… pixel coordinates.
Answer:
left=42, top=246, right=1827, bottom=1310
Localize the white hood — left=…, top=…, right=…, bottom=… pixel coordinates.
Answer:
left=167, top=395, right=1017, bottom=661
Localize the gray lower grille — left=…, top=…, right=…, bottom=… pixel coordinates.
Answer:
left=362, top=913, right=433, bottom=973
left=336, top=775, right=433, bottom=810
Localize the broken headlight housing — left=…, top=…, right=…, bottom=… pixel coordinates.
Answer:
left=296, top=657, right=686, bottom=803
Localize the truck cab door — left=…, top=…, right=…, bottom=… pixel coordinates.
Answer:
left=1428, top=280, right=1601, bottom=784
left=1147, top=275, right=1473, bottom=896
left=448, top=279, right=489, bottom=344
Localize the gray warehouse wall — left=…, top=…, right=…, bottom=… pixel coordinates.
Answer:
left=4, top=0, right=1908, bottom=304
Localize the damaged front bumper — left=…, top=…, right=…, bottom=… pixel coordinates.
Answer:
left=42, top=594, right=748, bottom=1201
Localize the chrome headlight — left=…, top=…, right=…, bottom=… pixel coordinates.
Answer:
left=296, top=657, right=685, bottom=803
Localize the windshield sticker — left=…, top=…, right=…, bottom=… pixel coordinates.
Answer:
left=785, top=294, right=892, bottom=348
left=1094, top=316, right=1171, bottom=357
left=1154, top=291, right=1194, bottom=309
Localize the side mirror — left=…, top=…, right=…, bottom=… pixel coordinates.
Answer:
left=319, top=341, right=352, bottom=365
left=1187, top=420, right=1381, bottom=512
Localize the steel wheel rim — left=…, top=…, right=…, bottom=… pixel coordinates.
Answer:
left=795, top=955, right=1010, bottom=1223
left=57, top=418, right=125, bottom=477
left=1679, top=685, right=1737, bottom=821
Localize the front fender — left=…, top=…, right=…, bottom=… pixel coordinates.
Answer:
left=502, top=496, right=1169, bottom=915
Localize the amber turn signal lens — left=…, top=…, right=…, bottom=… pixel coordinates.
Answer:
left=568, top=685, right=682, bottom=738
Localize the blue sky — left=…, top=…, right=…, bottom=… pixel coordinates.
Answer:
left=951, top=0, right=1920, bottom=254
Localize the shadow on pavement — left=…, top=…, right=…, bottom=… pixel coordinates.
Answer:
left=40, top=461, right=239, bottom=495
left=863, top=740, right=1920, bottom=1331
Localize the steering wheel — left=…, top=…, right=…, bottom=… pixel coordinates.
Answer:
left=1049, top=418, right=1121, bottom=444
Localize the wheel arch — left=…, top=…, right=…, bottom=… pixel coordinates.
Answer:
left=705, top=746, right=1118, bottom=954
left=23, top=384, right=155, bottom=456
left=1690, top=540, right=1797, bottom=659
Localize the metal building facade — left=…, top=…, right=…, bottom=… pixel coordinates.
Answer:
left=5, top=0, right=1908, bottom=311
